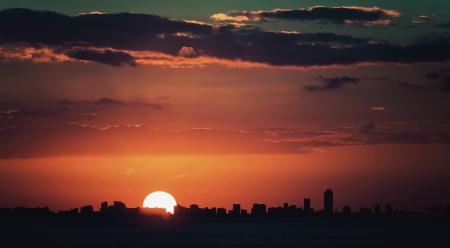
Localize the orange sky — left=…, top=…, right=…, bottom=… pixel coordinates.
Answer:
left=1, top=144, right=449, bottom=212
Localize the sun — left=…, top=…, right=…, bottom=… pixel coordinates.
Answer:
left=143, top=191, right=177, bottom=214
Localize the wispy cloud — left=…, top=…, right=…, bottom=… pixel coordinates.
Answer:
left=304, top=76, right=360, bottom=91
left=412, top=14, right=438, bottom=24
left=371, top=106, right=386, bottom=111
left=124, top=168, right=141, bottom=174
left=211, top=6, right=401, bottom=26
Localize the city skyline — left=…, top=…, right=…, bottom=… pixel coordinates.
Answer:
left=1, top=1, right=450, bottom=214
left=2, top=188, right=448, bottom=217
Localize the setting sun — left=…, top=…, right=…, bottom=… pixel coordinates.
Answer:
left=143, top=191, right=177, bottom=214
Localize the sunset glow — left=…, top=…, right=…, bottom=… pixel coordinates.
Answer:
left=143, top=191, right=177, bottom=214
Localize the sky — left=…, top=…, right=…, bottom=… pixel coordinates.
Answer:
left=1, top=0, right=450, bottom=213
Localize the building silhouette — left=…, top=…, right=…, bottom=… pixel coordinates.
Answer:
left=359, top=207, right=372, bottom=216
left=304, top=198, right=311, bottom=214
left=217, top=207, right=226, bottom=216
left=232, top=204, right=241, bottom=216
left=343, top=205, right=351, bottom=216
left=100, top=201, right=108, bottom=213
left=385, top=204, right=393, bottom=215
left=80, top=205, right=93, bottom=214
left=375, top=204, right=381, bottom=215
left=324, top=189, right=333, bottom=215
left=3, top=188, right=443, bottom=218
left=251, top=203, right=266, bottom=216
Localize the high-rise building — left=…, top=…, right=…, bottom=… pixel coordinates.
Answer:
left=100, top=201, right=108, bottom=213
left=385, top=204, right=393, bottom=215
left=375, top=204, right=381, bottom=215
left=304, top=198, right=311, bottom=213
left=324, top=189, right=333, bottom=215
left=233, top=204, right=241, bottom=216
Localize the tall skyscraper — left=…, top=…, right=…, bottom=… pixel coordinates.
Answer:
left=324, top=189, right=333, bottom=215
left=385, top=204, right=393, bottom=215
left=100, top=201, right=108, bottom=213
left=233, top=204, right=241, bottom=215
left=304, top=198, right=311, bottom=213
left=375, top=204, right=381, bottom=215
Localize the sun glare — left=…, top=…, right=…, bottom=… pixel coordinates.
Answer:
left=143, top=191, right=177, bottom=214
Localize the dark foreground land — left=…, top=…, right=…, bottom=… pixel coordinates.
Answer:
left=1, top=216, right=449, bottom=247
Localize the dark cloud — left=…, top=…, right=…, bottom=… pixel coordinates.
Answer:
left=358, top=122, right=433, bottom=145
left=1, top=8, right=450, bottom=68
left=365, top=132, right=432, bottom=145
left=396, top=81, right=427, bottom=90
left=424, top=69, right=450, bottom=91
left=439, top=77, right=450, bottom=91
left=242, top=31, right=371, bottom=46
left=304, top=76, right=360, bottom=90
left=425, top=71, right=441, bottom=79
left=362, top=77, right=388, bottom=81
left=0, top=108, right=97, bottom=129
left=435, top=23, right=450, bottom=28
left=360, top=122, right=376, bottom=133
left=146, top=104, right=163, bottom=110
left=214, top=6, right=400, bottom=25
left=66, top=49, right=136, bottom=67
left=0, top=102, right=23, bottom=111
left=0, top=108, right=64, bottom=120
left=0, top=98, right=162, bottom=129
left=90, top=98, right=125, bottom=106
left=0, top=8, right=212, bottom=46
left=402, top=25, right=422, bottom=29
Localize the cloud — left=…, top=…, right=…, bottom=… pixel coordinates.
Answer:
left=362, top=77, right=388, bottom=81
left=124, top=168, right=141, bottom=174
left=436, top=23, right=450, bottom=28
left=425, top=71, right=441, bottom=79
left=0, top=122, right=448, bottom=158
left=0, top=98, right=161, bottom=129
left=211, top=6, right=401, bottom=26
left=361, top=122, right=376, bottom=133
left=304, top=76, right=360, bottom=90
left=365, top=132, right=432, bottom=145
left=396, top=81, right=427, bottom=90
left=371, top=106, right=386, bottom=111
left=439, top=77, right=450, bottom=91
left=66, top=48, right=136, bottom=67
left=178, top=46, right=197, bottom=57
left=1, top=8, right=450, bottom=69
left=357, top=122, right=435, bottom=145
left=412, top=14, right=438, bottom=24
left=90, top=98, right=125, bottom=106
left=424, top=69, right=450, bottom=91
